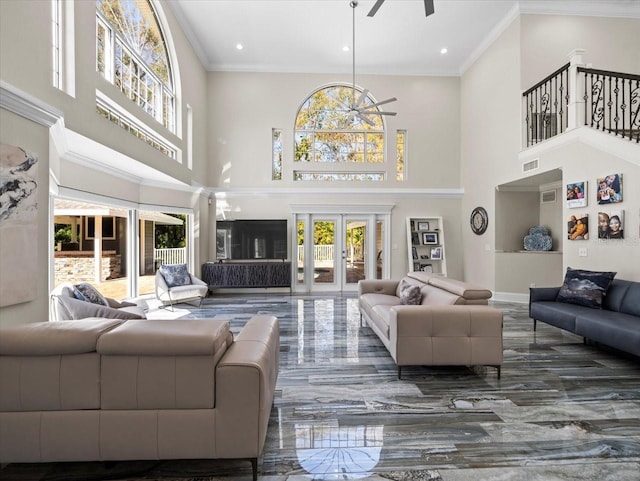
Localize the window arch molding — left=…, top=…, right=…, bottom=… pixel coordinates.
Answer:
left=96, top=0, right=181, bottom=137
left=148, top=0, right=182, bottom=137
left=293, top=83, right=388, bottom=182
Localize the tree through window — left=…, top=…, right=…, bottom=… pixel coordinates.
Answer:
left=96, top=0, right=174, bottom=132
left=294, top=85, right=386, bottom=180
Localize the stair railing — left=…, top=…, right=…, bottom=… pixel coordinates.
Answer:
left=523, top=63, right=570, bottom=147
left=523, top=49, right=639, bottom=147
left=579, top=67, right=640, bottom=143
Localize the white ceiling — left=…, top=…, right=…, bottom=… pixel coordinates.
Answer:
left=166, top=0, right=639, bottom=76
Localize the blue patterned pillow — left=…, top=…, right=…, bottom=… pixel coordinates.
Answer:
left=556, top=267, right=616, bottom=309
left=159, top=264, right=192, bottom=288
left=73, top=283, right=109, bottom=306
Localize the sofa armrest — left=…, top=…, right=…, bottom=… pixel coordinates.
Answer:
left=189, top=274, right=208, bottom=287
left=529, top=286, right=560, bottom=302
left=358, top=279, right=399, bottom=297
left=214, top=315, right=279, bottom=459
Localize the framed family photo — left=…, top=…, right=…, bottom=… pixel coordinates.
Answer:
left=566, top=181, right=587, bottom=208
left=567, top=213, right=589, bottom=240
left=597, top=173, right=623, bottom=204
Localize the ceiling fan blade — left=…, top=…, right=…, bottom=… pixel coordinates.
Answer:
left=424, top=0, right=435, bottom=17
left=359, top=110, right=397, bottom=116
left=357, top=113, right=376, bottom=126
left=359, top=97, right=397, bottom=110
left=367, top=0, right=385, bottom=17
left=355, top=89, right=369, bottom=107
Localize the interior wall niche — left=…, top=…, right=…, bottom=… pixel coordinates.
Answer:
left=494, top=169, right=564, bottom=295
left=495, top=169, right=563, bottom=252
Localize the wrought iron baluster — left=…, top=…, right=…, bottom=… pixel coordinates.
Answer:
left=614, top=77, right=620, bottom=137
left=631, top=79, right=639, bottom=142
left=621, top=78, right=626, bottom=138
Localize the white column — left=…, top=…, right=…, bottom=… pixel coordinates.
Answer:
left=567, top=48, right=586, bottom=131
left=94, top=216, right=102, bottom=284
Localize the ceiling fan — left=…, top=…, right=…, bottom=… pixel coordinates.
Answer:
left=367, top=0, right=435, bottom=17
left=344, top=1, right=397, bottom=126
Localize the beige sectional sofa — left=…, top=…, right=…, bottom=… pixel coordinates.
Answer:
left=359, top=272, right=503, bottom=378
left=0, top=315, right=279, bottom=481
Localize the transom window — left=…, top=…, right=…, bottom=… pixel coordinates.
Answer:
left=294, top=85, right=385, bottom=173
left=96, top=0, right=174, bottom=133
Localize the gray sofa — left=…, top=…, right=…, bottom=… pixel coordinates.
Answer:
left=0, top=315, right=279, bottom=480
left=359, top=272, right=504, bottom=378
left=529, top=279, right=640, bottom=357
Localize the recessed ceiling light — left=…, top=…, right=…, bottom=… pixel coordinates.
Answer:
left=343, top=45, right=350, bottom=52
left=236, top=43, right=243, bottom=50
left=440, top=47, right=448, bottom=54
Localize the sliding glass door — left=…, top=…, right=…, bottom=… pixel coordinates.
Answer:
left=53, top=194, right=193, bottom=300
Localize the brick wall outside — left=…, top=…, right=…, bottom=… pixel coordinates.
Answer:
left=55, top=252, right=122, bottom=283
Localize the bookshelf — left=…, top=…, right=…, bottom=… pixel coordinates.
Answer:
left=407, top=216, right=446, bottom=276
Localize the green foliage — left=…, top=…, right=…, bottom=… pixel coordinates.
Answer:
left=155, top=214, right=186, bottom=248
left=54, top=224, right=72, bottom=244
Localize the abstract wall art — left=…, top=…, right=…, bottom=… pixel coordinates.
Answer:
left=0, top=143, right=39, bottom=306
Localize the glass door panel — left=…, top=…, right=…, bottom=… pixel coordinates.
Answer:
left=343, top=218, right=366, bottom=288
left=313, top=219, right=338, bottom=288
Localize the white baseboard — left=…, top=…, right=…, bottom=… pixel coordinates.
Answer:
left=492, top=291, right=529, bottom=304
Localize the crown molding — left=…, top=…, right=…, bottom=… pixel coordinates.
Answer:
left=0, top=80, right=63, bottom=127
left=460, top=3, right=521, bottom=75
left=163, top=1, right=211, bottom=70
left=209, top=187, right=464, bottom=199
left=519, top=0, right=640, bottom=18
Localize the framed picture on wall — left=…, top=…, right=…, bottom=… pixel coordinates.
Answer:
left=566, top=181, right=587, bottom=208
left=597, top=173, right=623, bottom=204
left=422, top=232, right=438, bottom=244
left=567, top=213, right=589, bottom=240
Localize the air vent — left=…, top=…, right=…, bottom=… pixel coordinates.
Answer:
left=541, top=190, right=556, bottom=204
left=522, top=158, right=539, bottom=173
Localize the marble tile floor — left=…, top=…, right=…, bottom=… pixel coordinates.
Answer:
left=1, top=293, right=639, bottom=481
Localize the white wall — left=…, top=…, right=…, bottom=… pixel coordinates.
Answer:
left=0, top=0, right=210, bottom=324
left=207, top=72, right=461, bottom=189
left=462, top=14, right=640, bottom=292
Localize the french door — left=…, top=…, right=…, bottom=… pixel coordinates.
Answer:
left=294, top=212, right=388, bottom=293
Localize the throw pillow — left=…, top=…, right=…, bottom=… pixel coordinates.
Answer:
left=159, top=263, right=192, bottom=288
left=400, top=285, right=422, bottom=305
left=73, top=283, right=109, bottom=306
left=556, top=267, right=616, bottom=309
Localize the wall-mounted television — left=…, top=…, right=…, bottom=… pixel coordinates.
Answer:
left=216, top=219, right=288, bottom=260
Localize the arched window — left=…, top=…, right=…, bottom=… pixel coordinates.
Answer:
left=96, top=0, right=174, bottom=133
left=293, top=85, right=386, bottom=181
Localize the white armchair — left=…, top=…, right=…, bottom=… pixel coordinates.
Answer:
left=155, top=265, right=209, bottom=310
left=50, top=283, right=146, bottom=321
